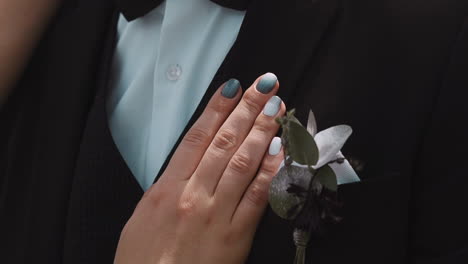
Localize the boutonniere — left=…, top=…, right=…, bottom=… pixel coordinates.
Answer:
left=269, top=110, right=360, bottom=264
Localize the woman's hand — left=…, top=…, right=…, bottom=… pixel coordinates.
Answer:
left=114, top=73, right=286, bottom=264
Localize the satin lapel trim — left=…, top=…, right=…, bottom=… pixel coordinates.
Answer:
left=154, top=0, right=341, bottom=181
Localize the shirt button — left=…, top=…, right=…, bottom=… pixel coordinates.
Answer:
left=166, top=64, right=182, bottom=81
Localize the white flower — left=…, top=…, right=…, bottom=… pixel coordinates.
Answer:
left=284, top=110, right=360, bottom=185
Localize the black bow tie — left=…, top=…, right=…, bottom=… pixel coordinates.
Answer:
left=116, top=0, right=252, bottom=21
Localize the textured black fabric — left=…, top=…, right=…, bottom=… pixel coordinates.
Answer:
left=1, top=0, right=468, bottom=263
left=116, top=0, right=252, bottom=21
left=115, top=0, right=164, bottom=21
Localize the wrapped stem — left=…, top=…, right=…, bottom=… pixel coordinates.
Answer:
left=294, top=245, right=306, bottom=264
left=293, top=229, right=310, bottom=264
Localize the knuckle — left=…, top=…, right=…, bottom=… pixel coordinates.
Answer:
left=241, top=91, right=262, bottom=115
left=245, top=176, right=270, bottom=206
left=202, top=199, right=216, bottom=227
left=221, top=229, right=241, bottom=246
left=142, top=185, right=166, bottom=209
left=212, top=129, right=238, bottom=152
left=183, top=127, right=210, bottom=147
left=176, top=192, right=201, bottom=219
left=208, top=97, right=232, bottom=113
left=259, top=160, right=280, bottom=176
left=229, top=153, right=253, bottom=175
left=253, top=117, right=276, bottom=135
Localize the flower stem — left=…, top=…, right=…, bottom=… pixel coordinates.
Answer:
left=293, top=229, right=310, bottom=264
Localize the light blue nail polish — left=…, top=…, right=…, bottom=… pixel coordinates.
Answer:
left=263, top=96, right=282, bottom=117
left=269, top=137, right=282, bottom=156
left=256, top=73, right=277, bottom=94
left=221, top=79, right=240, bottom=99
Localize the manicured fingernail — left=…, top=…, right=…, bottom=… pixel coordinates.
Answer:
left=269, top=137, right=282, bottom=156
left=221, top=79, right=240, bottom=99
left=256, top=73, right=277, bottom=94
left=263, top=96, right=282, bottom=117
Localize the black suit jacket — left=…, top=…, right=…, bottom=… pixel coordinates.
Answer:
left=1, top=0, right=468, bottom=263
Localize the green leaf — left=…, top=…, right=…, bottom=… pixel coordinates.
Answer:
left=269, top=165, right=312, bottom=220
left=314, top=165, right=337, bottom=191
left=287, top=121, right=319, bottom=166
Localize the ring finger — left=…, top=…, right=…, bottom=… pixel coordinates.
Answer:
left=215, top=96, right=286, bottom=219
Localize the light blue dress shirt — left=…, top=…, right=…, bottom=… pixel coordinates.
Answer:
left=107, top=0, right=246, bottom=190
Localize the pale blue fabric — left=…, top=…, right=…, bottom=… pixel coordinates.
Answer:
left=107, top=0, right=246, bottom=190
